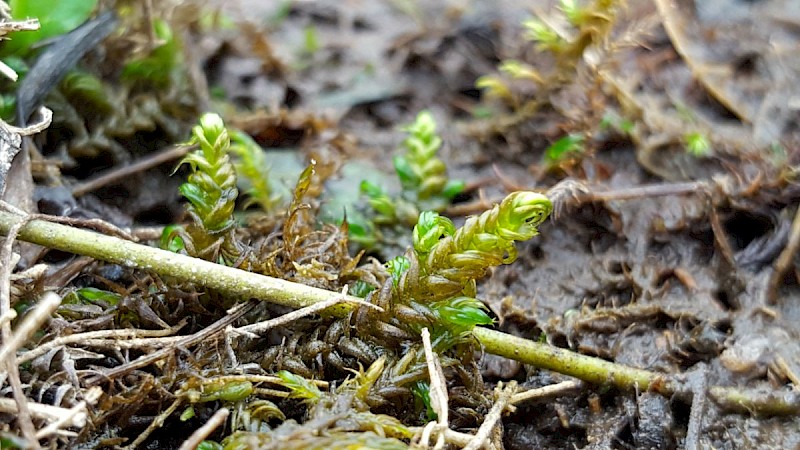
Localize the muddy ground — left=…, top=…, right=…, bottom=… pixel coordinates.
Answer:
left=7, top=0, right=800, bottom=448
left=229, top=1, right=800, bottom=447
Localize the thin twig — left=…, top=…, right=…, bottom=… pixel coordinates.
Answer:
left=463, top=381, right=517, bottom=450
left=0, top=208, right=41, bottom=447
left=88, top=301, right=256, bottom=384
left=409, top=428, right=498, bottom=450
left=685, top=368, right=708, bottom=450
left=708, top=200, right=736, bottom=268
left=189, top=374, right=327, bottom=389
left=0, top=292, right=61, bottom=363
left=0, top=210, right=358, bottom=317
left=0, top=308, right=15, bottom=330
left=510, top=380, right=583, bottom=406
left=235, top=286, right=382, bottom=336
left=2, top=106, right=52, bottom=135
left=71, top=145, right=192, bottom=197
left=17, top=321, right=187, bottom=364
left=0, top=18, right=40, bottom=35
left=178, top=407, right=229, bottom=450
left=124, top=397, right=182, bottom=450
left=0, top=397, right=86, bottom=427
left=421, top=327, right=448, bottom=450
left=35, top=386, right=101, bottom=440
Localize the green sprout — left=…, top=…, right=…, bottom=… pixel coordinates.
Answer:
left=175, top=113, right=243, bottom=264
left=302, top=25, right=320, bottom=55
left=499, top=59, right=543, bottom=83
left=386, top=256, right=410, bottom=287
left=62, top=287, right=121, bottom=307
left=365, top=191, right=552, bottom=355
left=353, top=111, right=465, bottom=252
left=475, top=75, right=515, bottom=104
left=275, top=371, right=323, bottom=403
left=599, top=111, right=634, bottom=135
left=543, top=133, right=585, bottom=169
left=229, top=130, right=281, bottom=212
left=394, top=110, right=464, bottom=206
left=350, top=280, right=377, bottom=298
left=186, top=379, right=254, bottom=404
left=198, top=441, right=223, bottom=450
left=684, top=132, right=712, bottom=158
left=522, top=18, right=564, bottom=53
left=412, top=191, right=552, bottom=298
left=359, top=111, right=464, bottom=245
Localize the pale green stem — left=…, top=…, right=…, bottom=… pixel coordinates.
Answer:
left=1, top=210, right=797, bottom=416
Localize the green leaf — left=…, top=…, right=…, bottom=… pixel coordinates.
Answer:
left=350, top=280, right=376, bottom=298
left=442, top=179, right=465, bottom=199
left=160, top=225, right=186, bottom=253
left=180, top=406, right=195, bottom=421
left=543, top=133, right=585, bottom=167
left=275, top=371, right=322, bottom=403
left=393, top=155, right=418, bottom=188
left=413, top=211, right=455, bottom=254
left=432, top=296, right=493, bottom=330
left=0, top=435, right=27, bottom=449
left=197, top=441, right=223, bottom=450
left=61, top=71, right=112, bottom=113
left=386, top=256, right=410, bottom=287
left=302, top=25, right=320, bottom=55
left=0, top=94, right=15, bottom=121
left=75, top=287, right=121, bottom=306
left=5, top=0, right=98, bottom=56
left=411, top=381, right=437, bottom=421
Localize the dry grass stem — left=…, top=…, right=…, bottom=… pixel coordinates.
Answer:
left=463, top=381, right=517, bottom=450
left=0, top=396, right=87, bottom=427
left=685, top=368, right=709, bottom=450
left=18, top=321, right=187, bottom=364
left=3, top=106, right=52, bottom=135
left=35, top=387, right=101, bottom=440
left=420, top=327, right=448, bottom=450
left=0, top=18, right=40, bottom=35
left=510, top=380, right=583, bottom=405
left=124, top=397, right=182, bottom=450
left=89, top=300, right=257, bottom=384
left=0, top=308, right=16, bottom=329
left=0, top=292, right=61, bottom=363
left=178, top=407, right=230, bottom=450
left=234, top=285, right=382, bottom=336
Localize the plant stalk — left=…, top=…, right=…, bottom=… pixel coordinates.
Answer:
left=1, top=211, right=798, bottom=416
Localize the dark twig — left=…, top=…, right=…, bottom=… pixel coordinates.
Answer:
left=71, top=145, right=192, bottom=197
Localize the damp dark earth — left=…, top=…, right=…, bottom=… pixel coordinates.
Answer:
left=1, top=0, right=800, bottom=449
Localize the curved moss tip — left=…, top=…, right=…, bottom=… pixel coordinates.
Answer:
left=499, top=191, right=553, bottom=237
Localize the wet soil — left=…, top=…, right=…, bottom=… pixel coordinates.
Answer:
left=225, top=1, right=800, bottom=448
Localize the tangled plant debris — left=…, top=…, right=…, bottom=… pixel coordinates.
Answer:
left=2, top=0, right=800, bottom=448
